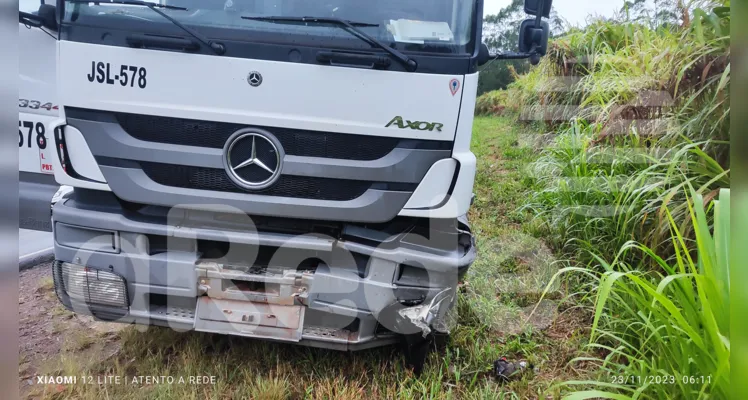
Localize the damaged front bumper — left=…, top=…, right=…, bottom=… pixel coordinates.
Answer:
left=396, top=287, right=456, bottom=338
left=51, top=191, right=476, bottom=350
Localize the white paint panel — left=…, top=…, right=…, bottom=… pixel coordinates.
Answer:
left=44, top=119, right=112, bottom=191
left=19, top=23, right=58, bottom=118
left=399, top=72, right=478, bottom=219
left=404, top=159, right=456, bottom=209
left=58, top=41, right=465, bottom=141
left=64, top=126, right=106, bottom=183
left=19, top=22, right=59, bottom=175
left=453, top=73, right=478, bottom=153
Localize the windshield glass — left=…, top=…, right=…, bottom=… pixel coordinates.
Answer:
left=62, top=0, right=477, bottom=54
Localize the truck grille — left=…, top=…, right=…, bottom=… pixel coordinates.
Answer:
left=115, top=112, right=401, bottom=161
left=141, top=163, right=372, bottom=201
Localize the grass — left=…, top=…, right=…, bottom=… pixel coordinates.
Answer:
left=521, top=118, right=728, bottom=265
left=61, top=331, right=96, bottom=352
left=464, top=118, right=565, bottom=336
left=476, top=2, right=730, bottom=265
left=32, top=116, right=590, bottom=400
left=541, top=188, right=730, bottom=399
left=474, top=3, right=731, bottom=399
left=38, top=277, right=54, bottom=293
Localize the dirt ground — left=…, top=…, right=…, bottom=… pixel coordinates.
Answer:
left=18, top=263, right=126, bottom=398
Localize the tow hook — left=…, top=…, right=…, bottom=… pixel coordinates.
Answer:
left=397, top=287, right=455, bottom=338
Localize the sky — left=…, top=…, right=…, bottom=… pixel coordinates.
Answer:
left=483, top=0, right=623, bottom=28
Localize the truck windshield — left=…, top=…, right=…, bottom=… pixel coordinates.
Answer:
left=62, top=0, right=477, bottom=54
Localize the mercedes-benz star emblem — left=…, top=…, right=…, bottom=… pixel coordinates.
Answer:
left=223, top=129, right=284, bottom=190
left=247, top=71, right=263, bottom=87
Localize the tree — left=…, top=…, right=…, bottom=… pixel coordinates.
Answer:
left=478, top=0, right=527, bottom=95
left=619, top=0, right=687, bottom=28
left=620, top=0, right=650, bottom=22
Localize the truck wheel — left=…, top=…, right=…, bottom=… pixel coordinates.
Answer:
left=402, top=333, right=432, bottom=375
left=432, top=331, right=451, bottom=352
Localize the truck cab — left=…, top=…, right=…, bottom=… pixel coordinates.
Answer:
left=19, top=0, right=551, bottom=368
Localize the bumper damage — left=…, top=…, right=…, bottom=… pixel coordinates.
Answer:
left=51, top=190, right=475, bottom=350
left=396, top=287, right=456, bottom=338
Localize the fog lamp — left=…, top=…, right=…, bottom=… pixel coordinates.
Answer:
left=53, top=262, right=128, bottom=308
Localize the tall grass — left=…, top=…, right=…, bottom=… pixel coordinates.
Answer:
left=536, top=188, right=730, bottom=399
left=476, top=3, right=731, bottom=398
left=477, top=2, right=732, bottom=263
left=522, top=118, right=728, bottom=263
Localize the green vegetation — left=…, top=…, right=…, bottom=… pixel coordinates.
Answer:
left=477, top=1, right=731, bottom=398
left=481, top=3, right=730, bottom=262
left=552, top=188, right=730, bottom=399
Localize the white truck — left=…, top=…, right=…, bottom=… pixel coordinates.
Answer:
left=19, top=0, right=551, bottom=369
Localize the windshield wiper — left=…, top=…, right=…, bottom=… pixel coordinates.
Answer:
left=241, top=16, right=418, bottom=72
left=67, top=0, right=225, bottom=54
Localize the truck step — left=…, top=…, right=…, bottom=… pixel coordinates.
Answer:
left=301, top=326, right=351, bottom=343
left=151, top=305, right=195, bottom=325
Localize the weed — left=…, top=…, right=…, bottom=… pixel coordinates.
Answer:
left=37, top=277, right=54, bottom=293
left=478, top=3, right=731, bottom=398
left=541, top=188, right=730, bottom=399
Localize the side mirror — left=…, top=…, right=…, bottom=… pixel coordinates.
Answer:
left=485, top=0, right=551, bottom=65
left=518, top=19, right=549, bottom=56
left=477, top=43, right=491, bottom=66
left=19, top=4, right=57, bottom=31
left=524, top=0, right=552, bottom=18
left=38, top=4, right=58, bottom=30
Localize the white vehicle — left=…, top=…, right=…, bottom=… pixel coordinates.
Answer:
left=19, top=0, right=551, bottom=369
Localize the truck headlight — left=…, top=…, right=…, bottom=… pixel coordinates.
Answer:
left=53, top=262, right=128, bottom=308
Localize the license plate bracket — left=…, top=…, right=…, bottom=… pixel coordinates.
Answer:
left=194, top=297, right=305, bottom=342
